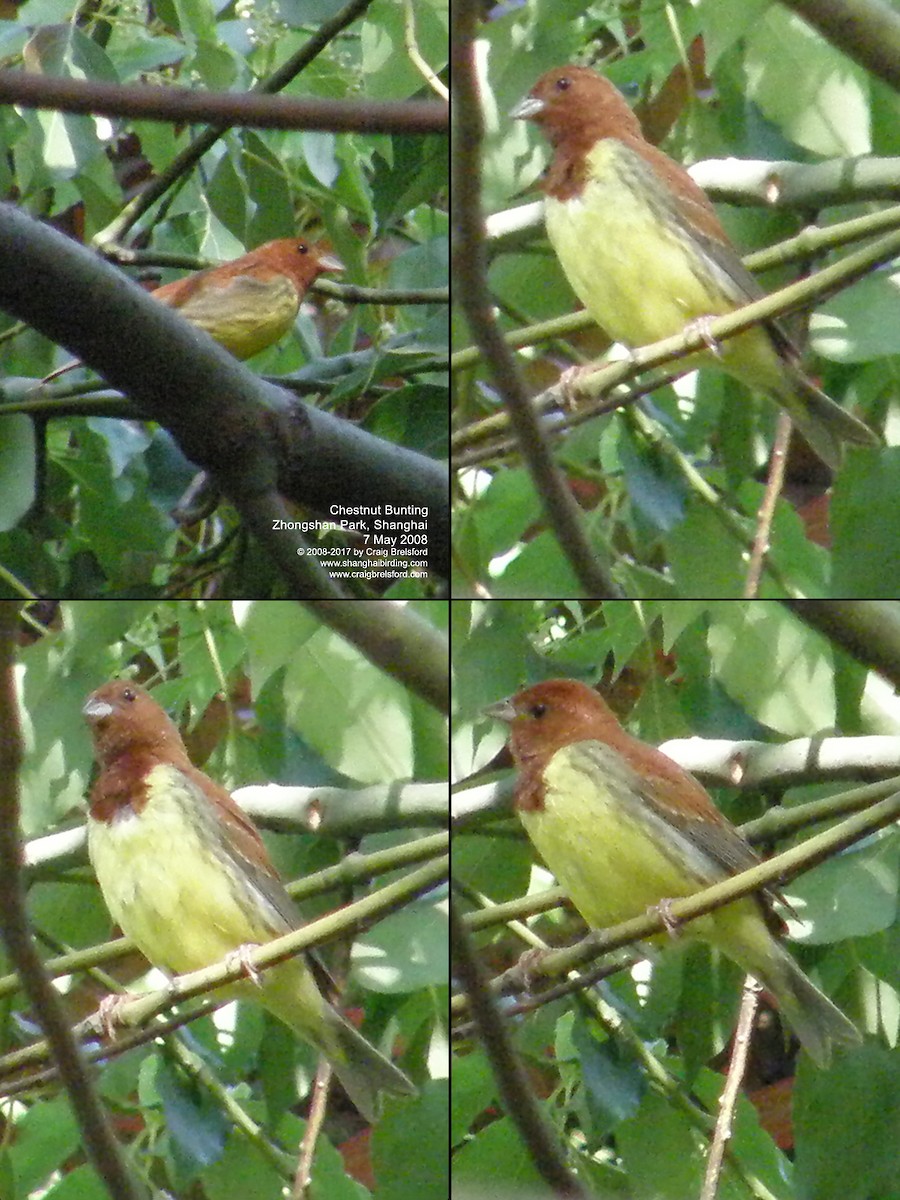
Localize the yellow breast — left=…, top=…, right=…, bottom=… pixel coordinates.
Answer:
left=172, top=274, right=300, bottom=360
left=87, top=763, right=278, bottom=975
left=519, top=742, right=717, bottom=933
left=544, top=140, right=791, bottom=393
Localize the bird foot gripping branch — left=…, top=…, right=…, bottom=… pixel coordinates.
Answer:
left=41, top=237, right=344, bottom=383
left=225, top=943, right=264, bottom=989
left=515, top=946, right=551, bottom=990
left=684, top=314, right=724, bottom=359
left=558, top=362, right=595, bottom=410
left=652, top=897, right=685, bottom=939
left=93, top=993, right=131, bottom=1040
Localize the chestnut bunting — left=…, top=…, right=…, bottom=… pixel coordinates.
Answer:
left=45, top=237, right=343, bottom=382
left=84, top=681, right=415, bottom=1121
left=148, top=237, right=343, bottom=361
left=487, top=678, right=860, bottom=1067
left=511, top=66, right=878, bottom=469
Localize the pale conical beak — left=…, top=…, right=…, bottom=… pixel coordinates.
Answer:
left=483, top=698, right=516, bottom=723
left=509, top=95, right=545, bottom=121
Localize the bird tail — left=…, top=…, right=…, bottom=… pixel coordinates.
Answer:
left=776, top=371, right=880, bottom=469
left=756, top=942, right=861, bottom=1068
left=326, top=1007, right=417, bottom=1123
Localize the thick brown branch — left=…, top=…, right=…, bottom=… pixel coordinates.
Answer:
left=0, top=70, right=447, bottom=135
left=0, top=205, right=448, bottom=579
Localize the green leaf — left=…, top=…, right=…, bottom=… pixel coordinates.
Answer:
left=360, top=0, right=447, bottom=100
left=794, top=1042, right=896, bottom=1200
left=745, top=7, right=871, bottom=156
left=374, top=136, right=447, bottom=231
left=372, top=1082, right=449, bottom=1200
left=5, top=1097, right=80, bottom=1196
left=786, top=834, right=899, bottom=944
left=832, top=449, right=900, bottom=595
left=157, top=1059, right=228, bottom=1173
left=812, top=270, right=900, bottom=362
left=0, top=414, right=36, bottom=531
left=354, top=894, right=447, bottom=992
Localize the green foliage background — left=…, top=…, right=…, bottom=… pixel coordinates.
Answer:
left=452, top=598, right=900, bottom=1200
left=452, top=1, right=900, bottom=598
left=2, top=598, right=448, bottom=1199
left=0, top=0, right=448, bottom=598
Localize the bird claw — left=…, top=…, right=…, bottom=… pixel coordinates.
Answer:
left=558, top=364, right=593, bottom=409
left=227, top=943, right=263, bottom=987
left=685, top=315, right=722, bottom=357
left=652, top=898, right=683, bottom=938
left=94, top=994, right=129, bottom=1039
left=516, top=947, right=548, bottom=989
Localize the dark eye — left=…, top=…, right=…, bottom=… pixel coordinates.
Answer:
left=122, top=687, right=136, bottom=703
left=296, top=242, right=309, bottom=255
left=555, top=77, right=571, bottom=92
left=529, top=703, right=547, bottom=718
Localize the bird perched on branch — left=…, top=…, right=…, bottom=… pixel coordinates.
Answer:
left=43, top=237, right=343, bottom=381
left=147, top=237, right=344, bottom=360
left=83, top=680, right=414, bottom=1122
left=487, top=677, right=861, bottom=1067
left=511, top=66, right=878, bottom=468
